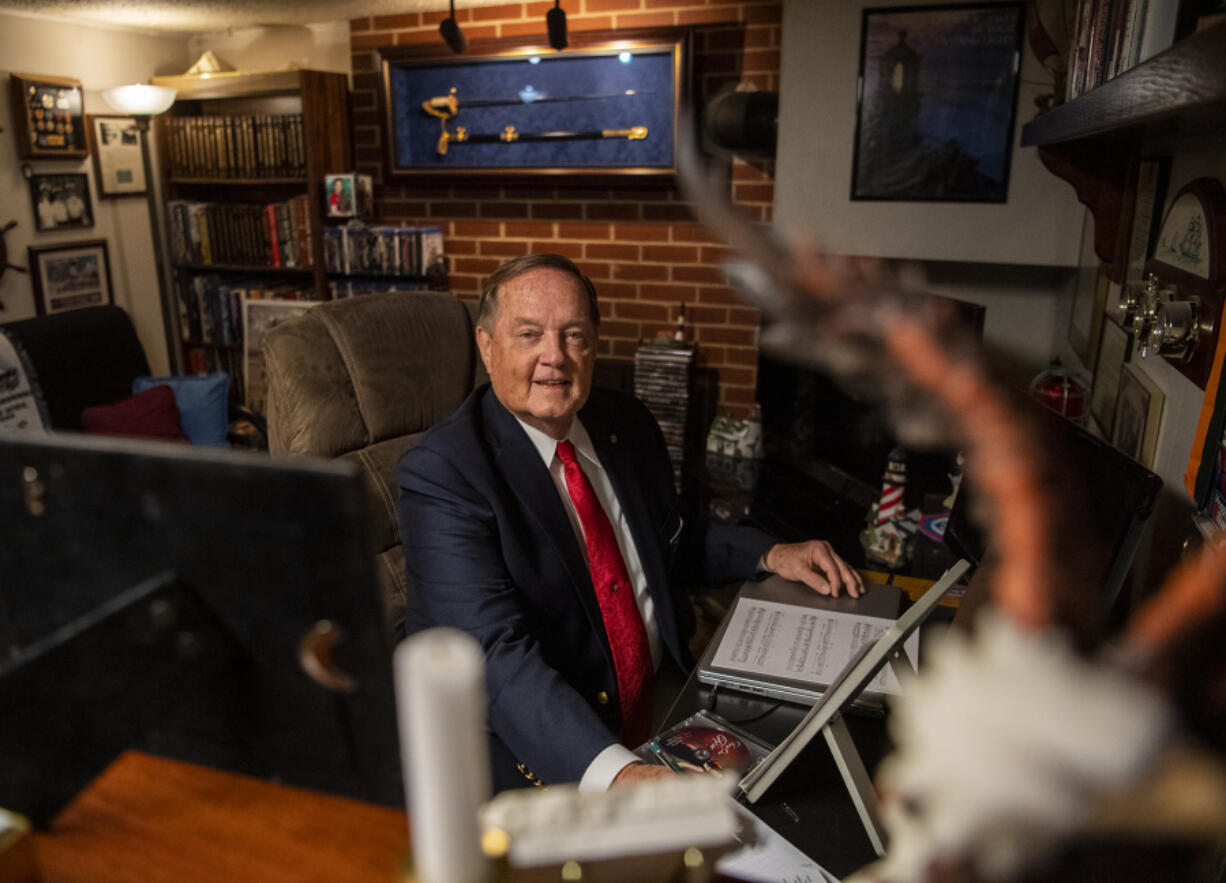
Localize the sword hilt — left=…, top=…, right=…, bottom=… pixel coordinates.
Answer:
left=422, top=87, right=459, bottom=121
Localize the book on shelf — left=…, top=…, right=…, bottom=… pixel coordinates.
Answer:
left=166, top=113, right=305, bottom=179
left=176, top=274, right=314, bottom=348
left=1065, top=0, right=1186, bottom=100
left=167, top=195, right=313, bottom=269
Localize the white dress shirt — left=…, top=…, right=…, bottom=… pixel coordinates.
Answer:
left=514, top=415, right=657, bottom=790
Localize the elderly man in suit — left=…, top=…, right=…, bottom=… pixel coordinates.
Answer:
left=397, top=253, right=861, bottom=792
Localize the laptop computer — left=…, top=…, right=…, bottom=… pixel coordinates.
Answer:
left=695, top=574, right=908, bottom=709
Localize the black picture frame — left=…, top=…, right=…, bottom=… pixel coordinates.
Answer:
left=378, top=28, right=688, bottom=178
left=850, top=3, right=1024, bottom=202
left=8, top=72, right=88, bottom=160
left=88, top=114, right=147, bottom=197
left=27, top=239, right=113, bottom=316
left=27, top=172, right=94, bottom=232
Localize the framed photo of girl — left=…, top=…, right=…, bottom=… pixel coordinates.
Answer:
left=88, top=114, right=147, bottom=197
left=27, top=239, right=114, bottom=316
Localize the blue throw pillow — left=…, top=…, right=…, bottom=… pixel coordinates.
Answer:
left=133, top=373, right=229, bottom=446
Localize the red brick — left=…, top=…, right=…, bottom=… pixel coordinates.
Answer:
left=613, top=223, right=672, bottom=243
left=505, top=221, right=555, bottom=238
left=640, top=284, right=697, bottom=304
left=500, top=21, right=554, bottom=38
left=585, top=0, right=640, bottom=10
left=350, top=51, right=376, bottom=71
left=642, top=203, right=695, bottom=222
left=697, top=325, right=755, bottom=346
left=744, top=3, right=782, bottom=24
left=684, top=304, right=728, bottom=324
left=642, top=244, right=698, bottom=263
left=424, top=8, right=471, bottom=24
left=453, top=220, right=503, bottom=237
left=535, top=240, right=584, bottom=258
left=700, top=245, right=733, bottom=264
left=477, top=3, right=525, bottom=21
left=742, top=49, right=781, bottom=72
left=447, top=239, right=479, bottom=255
left=678, top=7, right=742, bottom=26
left=481, top=202, right=529, bottom=218
left=734, top=182, right=775, bottom=203
left=350, top=16, right=371, bottom=31
left=532, top=203, right=584, bottom=220
left=644, top=0, right=705, bottom=6
left=578, top=261, right=613, bottom=280
left=699, top=344, right=725, bottom=364
left=450, top=275, right=483, bottom=294
left=587, top=243, right=639, bottom=260
left=455, top=256, right=507, bottom=274
left=596, top=281, right=640, bottom=299
left=610, top=339, right=639, bottom=358
left=567, top=15, right=615, bottom=31
left=614, top=263, right=669, bottom=282
left=431, top=201, right=478, bottom=217
left=743, top=25, right=777, bottom=48
left=480, top=239, right=530, bottom=257
left=372, top=13, right=420, bottom=28
left=397, top=30, right=443, bottom=45
left=718, top=366, right=755, bottom=386
left=558, top=186, right=613, bottom=200
left=612, top=301, right=669, bottom=321
left=721, top=385, right=757, bottom=406
left=558, top=222, right=612, bottom=240
left=585, top=203, right=641, bottom=222
left=671, top=223, right=719, bottom=243
left=600, top=319, right=641, bottom=338
left=526, top=2, right=553, bottom=15
left=350, top=33, right=393, bottom=49
left=697, top=286, right=741, bottom=305
left=615, top=11, right=677, bottom=28
left=733, top=161, right=771, bottom=181
left=673, top=265, right=726, bottom=284
left=613, top=187, right=672, bottom=201
left=728, top=307, right=761, bottom=326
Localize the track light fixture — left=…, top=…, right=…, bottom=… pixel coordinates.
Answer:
left=546, top=0, right=568, bottom=51
left=439, top=0, right=466, bottom=54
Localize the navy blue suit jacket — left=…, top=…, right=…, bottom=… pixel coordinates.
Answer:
left=396, top=385, right=774, bottom=791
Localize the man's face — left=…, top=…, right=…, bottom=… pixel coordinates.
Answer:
left=477, top=267, right=596, bottom=440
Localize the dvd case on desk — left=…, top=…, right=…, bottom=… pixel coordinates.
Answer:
left=635, top=709, right=772, bottom=778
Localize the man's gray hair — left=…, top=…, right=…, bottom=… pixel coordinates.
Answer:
left=476, top=253, right=600, bottom=332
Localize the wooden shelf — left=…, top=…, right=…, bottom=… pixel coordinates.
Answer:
left=175, top=263, right=315, bottom=276
left=1021, top=20, right=1226, bottom=147
left=1018, top=21, right=1226, bottom=274
left=170, top=176, right=308, bottom=185
left=151, top=69, right=307, bottom=100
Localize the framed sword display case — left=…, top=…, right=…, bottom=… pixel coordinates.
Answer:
left=378, top=28, right=689, bottom=178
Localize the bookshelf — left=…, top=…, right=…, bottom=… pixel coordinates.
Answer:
left=1019, top=19, right=1226, bottom=275
left=150, top=68, right=350, bottom=389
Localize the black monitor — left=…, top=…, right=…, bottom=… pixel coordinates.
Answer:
left=0, top=432, right=401, bottom=824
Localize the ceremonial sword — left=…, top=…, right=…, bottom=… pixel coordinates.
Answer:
left=437, top=124, right=647, bottom=156
left=421, top=86, right=647, bottom=122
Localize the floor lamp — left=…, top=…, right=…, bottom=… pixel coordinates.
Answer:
left=100, top=84, right=179, bottom=374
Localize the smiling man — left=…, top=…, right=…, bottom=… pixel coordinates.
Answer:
left=397, top=254, right=861, bottom=792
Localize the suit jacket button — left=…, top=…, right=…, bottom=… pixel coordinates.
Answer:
left=597, top=691, right=609, bottom=705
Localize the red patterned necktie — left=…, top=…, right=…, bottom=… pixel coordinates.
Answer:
left=556, top=440, right=653, bottom=746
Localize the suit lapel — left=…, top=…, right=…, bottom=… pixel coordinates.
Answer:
left=481, top=392, right=610, bottom=651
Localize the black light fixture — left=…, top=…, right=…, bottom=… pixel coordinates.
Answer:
left=546, top=0, right=567, bottom=50
left=439, top=0, right=466, bottom=54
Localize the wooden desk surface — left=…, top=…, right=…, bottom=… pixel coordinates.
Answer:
left=32, top=752, right=409, bottom=883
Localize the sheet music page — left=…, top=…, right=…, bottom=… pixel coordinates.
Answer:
left=715, top=801, right=840, bottom=883
left=710, top=598, right=919, bottom=695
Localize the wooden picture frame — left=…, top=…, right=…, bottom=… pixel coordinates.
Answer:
left=1112, top=363, right=1164, bottom=468
left=27, top=172, right=94, bottom=232
left=378, top=28, right=688, bottom=178
left=850, top=3, right=1024, bottom=202
left=1089, top=317, right=1134, bottom=437
left=27, top=239, right=113, bottom=316
left=9, top=73, right=88, bottom=159
left=88, top=114, right=147, bottom=197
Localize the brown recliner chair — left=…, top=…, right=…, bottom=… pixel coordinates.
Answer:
left=261, top=290, right=486, bottom=634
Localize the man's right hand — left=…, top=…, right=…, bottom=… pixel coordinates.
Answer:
left=612, top=761, right=676, bottom=786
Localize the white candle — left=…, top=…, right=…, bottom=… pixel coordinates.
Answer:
left=395, top=628, right=492, bottom=883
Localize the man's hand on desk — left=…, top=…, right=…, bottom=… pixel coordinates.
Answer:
left=612, top=762, right=676, bottom=786
left=764, top=540, right=864, bottom=598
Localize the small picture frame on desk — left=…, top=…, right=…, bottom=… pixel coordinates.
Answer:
left=88, top=114, right=146, bottom=197
left=27, top=172, right=94, bottom=232
left=27, top=239, right=113, bottom=316
left=8, top=73, right=88, bottom=159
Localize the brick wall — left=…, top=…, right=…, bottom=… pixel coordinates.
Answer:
left=349, top=0, right=780, bottom=417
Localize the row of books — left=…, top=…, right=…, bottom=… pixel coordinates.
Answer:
left=1065, top=0, right=1177, bottom=100
left=634, top=342, right=696, bottom=489
left=164, top=113, right=306, bottom=179
left=323, top=226, right=446, bottom=278
left=176, top=274, right=316, bottom=348
left=330, top=279, right=436, bottom=299
left=168, top=196, right=314, bottom=269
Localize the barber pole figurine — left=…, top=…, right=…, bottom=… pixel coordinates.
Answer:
left=860, top=446, right=918, bottom=569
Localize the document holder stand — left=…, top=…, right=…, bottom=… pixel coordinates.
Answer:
left=737, top=559, right=972, bottom=856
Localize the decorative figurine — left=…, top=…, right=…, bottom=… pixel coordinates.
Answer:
left=860, top=446, right=919, bottom=569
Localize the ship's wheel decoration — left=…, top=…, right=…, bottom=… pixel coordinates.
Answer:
left=0, top=221, right=29, bottom=310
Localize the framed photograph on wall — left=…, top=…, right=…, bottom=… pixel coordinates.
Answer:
left=88, top=115, right=146, bottom=197
left=1088, top=317, right=1133, bottom=437
left=378, top=28, right=688, bottom=177
left=850, top=3, right=1024, bottom=202
left=27, top=240, right=113, bottom=316
left=243, top=298, right=320, bottom=416
left=1112, top=363, right=1164, bottom=468
left=8, top=73, right=88, bottom=159
left=27, top=172, right=94, bottom=232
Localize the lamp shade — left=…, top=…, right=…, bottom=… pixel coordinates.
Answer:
left=101, top=84, right=176, bottom=116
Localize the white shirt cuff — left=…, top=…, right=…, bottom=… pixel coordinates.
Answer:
left=578, top=742, right=641, bottom=792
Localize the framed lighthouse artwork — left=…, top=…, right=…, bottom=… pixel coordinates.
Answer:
left=850, top=3, right=1025, bottom=202
left=377, top=28, right=688, bottom=178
